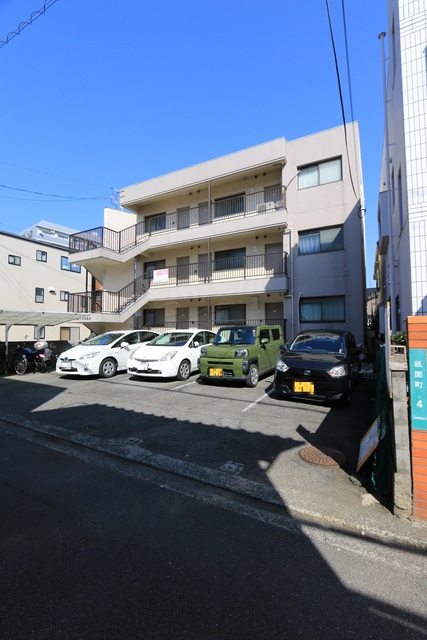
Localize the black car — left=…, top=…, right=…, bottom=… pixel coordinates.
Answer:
left=273, top=329, right=359, bottom=405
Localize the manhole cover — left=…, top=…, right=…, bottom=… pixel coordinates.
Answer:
left=299, top=445, right=346, bottom=467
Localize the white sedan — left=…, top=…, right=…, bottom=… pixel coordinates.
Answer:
left=56, top=329, right=159, bottom=378
left=127, top=329, right=216, bottom=381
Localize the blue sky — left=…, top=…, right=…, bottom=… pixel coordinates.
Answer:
left=0, top=0, right=387, bottom=286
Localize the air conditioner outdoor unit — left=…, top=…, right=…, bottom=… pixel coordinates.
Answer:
left=257, top=201, right=276, bottom=213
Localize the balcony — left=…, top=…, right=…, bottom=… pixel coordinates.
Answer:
left=69, top=187, right=285, bottom=256
left=67, top=251, right=288, bottom=317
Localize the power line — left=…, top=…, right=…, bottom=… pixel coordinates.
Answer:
left=0, top=159, right=113, bottom=190
left=0, top=183, right=110, bottom=201
left=0, top=0, right=60, bottom=49
left=325, top=0, right=359, bottom=202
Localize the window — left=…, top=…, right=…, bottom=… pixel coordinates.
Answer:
left=145, top=213, right=166, bottom=233
left=299, top=226, right=343, bottom=255
left=215, top=304, right=246, bottom=325
left=214, top=193, right=244, bottom=219
left=60, top=291, right=69, bottom=302
left=36, top=250, right=47, bottom=262
left=61, top=256, right=81, bottom=273
left=298, top=158, right=342, bottom=190
left=34, top=326, right=45, bottom=339
left=300, top=296, right=345, bottom=323
left=8, top=255, right=21, bottom=266
left=214, top=248, right=246, bottom=271
left=35, top=287, right=44, bottom=303
left=143, top=308, right=165, bottom=326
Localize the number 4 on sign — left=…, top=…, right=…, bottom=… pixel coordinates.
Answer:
left=417, top=399, right=423, bottom=409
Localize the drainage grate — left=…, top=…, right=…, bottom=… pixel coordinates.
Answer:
left=298, top=445, right=346, bottom=467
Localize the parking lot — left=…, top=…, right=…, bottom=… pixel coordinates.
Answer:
left=0, top=369, right=377, bottom=509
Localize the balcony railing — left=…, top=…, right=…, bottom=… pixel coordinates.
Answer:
left=67, top=251, right=288, bottom=316
left=69, top=187, right=285, bottom=255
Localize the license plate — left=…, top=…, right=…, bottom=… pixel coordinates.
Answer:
left=209, top=368, right=223, bottom=377
left=294, top=381, right=314, bottom=393
left=60, top=362, right=73, bottom=370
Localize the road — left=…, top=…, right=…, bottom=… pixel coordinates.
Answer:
left=1, top=422, right=426, bottom=640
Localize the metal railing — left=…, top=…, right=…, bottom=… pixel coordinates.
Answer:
left=67, top=251, right=288, bottom=316
left=69, top=187, right=285, bottom=255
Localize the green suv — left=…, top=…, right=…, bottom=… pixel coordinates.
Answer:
left=199, top=325, right=284, bottom=387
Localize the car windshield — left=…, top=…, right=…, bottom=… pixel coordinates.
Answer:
left=149, top=332, right=193, bottom=347
left=213, top=327, right=256, bottom=346
left=83, top=332, right=125, bottom=346
left=289, top=333, right=346, bottom=355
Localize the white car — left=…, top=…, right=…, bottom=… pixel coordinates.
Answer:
left=56, top=329, right=159, bottom=378
left=127, top=329, right=216, bottom=381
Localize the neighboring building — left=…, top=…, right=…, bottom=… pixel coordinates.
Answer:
left=0, top=230, right=90, bottom=343
left=375, top=1, right=427, bottom=333
left=67, top=125, right=366, bottom=343
left=19, top=220, right=79, bottom=248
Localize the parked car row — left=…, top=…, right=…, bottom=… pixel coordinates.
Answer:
left=55, top=326, right=361, bottom=405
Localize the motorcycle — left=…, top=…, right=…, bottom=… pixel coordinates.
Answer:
left=14, top=341, right=57, bottom=375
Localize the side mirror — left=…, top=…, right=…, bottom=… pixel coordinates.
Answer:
left=120, top=341, right=130, bottom=349
left=193, top=341, right=200, bottom=348
left=260, top=337, right=269, bottom=345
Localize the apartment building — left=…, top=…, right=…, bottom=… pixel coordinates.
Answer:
left=0, top=230, right=90, bottom=343
left=375, top=0, right=427, bottom=333
left=20, top=220, right=78, bottom=249
left=67, top=124, right=366, bottom=343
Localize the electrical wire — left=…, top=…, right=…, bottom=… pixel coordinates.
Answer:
left=0, top=159, right=113, bottom=190
left=325, top=0, right=359, bottom=202
left=0, top=0, right=60, bottom=49
left=0, top=183, right=110, bottom=201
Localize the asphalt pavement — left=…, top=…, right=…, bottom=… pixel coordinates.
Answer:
left=0, top=371, right=426, bottom=550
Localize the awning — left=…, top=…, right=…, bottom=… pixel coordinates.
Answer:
left=0, top=310, right=81, bottom=328
left=0, top=310, right=82, bottom=356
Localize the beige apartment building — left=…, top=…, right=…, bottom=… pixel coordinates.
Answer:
left=0, top=231, right=90, bottom=344
left=67, top=125, right=366, bottom=343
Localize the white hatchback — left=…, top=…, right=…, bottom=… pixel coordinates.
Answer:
left=127, top=329, right=216, bottom=381
left=56, top=329, right=159, bottom=378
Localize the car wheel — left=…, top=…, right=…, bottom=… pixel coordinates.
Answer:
left=246, top=363, right=259, bottom=387
left=177, top=359, right=191, bottom=381
left=99, top=358, right=117, bottom=378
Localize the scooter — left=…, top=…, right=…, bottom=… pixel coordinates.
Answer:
left=14, top=341, right=57, bottom=375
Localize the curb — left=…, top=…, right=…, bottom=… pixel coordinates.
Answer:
left=2, top=411, right=427, bottom=551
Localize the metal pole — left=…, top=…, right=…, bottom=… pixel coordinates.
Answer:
left=379, top=32, right=397, bottom=331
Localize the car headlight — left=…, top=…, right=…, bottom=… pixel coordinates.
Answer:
left=328, top=364, right=348, bottom=378
left=200, top=347, right=207, bottom=357
left=78, top=351, right=101, bottom=361
left=235, top=349, right=249, bottom=357
left=160, top=350, right=178, bottom=361
left=276, top=359, right=289, bottom=373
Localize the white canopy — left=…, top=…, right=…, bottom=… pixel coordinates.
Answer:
left=0, top=310, right=81, bottom=355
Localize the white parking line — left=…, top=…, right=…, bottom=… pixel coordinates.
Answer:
left=172, top=380, right=198, bottom=390
left=242, top=393, right=268, bottom=412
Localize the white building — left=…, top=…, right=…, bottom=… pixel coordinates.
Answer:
left=375, top=0, right=427, bottom=332
left=19, top=220, right=79, bottom=248
left=67, top=125, right=366, bottom=343
left=0, top=230, right=90, bottom=344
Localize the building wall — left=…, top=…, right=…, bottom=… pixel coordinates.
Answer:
left=379, top=0, right=427, bottom=329
left=0, top=232, right=90, bottom=343
left=284, top=124, right=366, bottom=343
